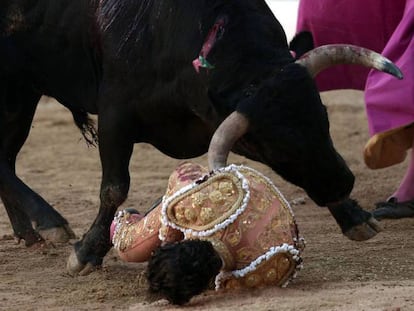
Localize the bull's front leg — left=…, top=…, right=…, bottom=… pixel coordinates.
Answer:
left=305, top=151, right=382, bottom=241
left=327, top=198, right=382, bottom=241
left=66, top=108, right=134, bottom=276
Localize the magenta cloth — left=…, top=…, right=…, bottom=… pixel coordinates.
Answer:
left=365, top=1, right=414, bottom=136
left=296, top=0, right=405, bottom=91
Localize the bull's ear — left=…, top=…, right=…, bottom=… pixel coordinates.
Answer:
left=289, top=31, right=314, bottom=59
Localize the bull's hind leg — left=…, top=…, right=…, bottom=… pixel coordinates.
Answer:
left=0, top=185, right=43, bottom=246
left=0, top=163, right=75, bottom=245
left=67, top=106, right=133, bottom=275
left=0, top=84, right=74, bottom=245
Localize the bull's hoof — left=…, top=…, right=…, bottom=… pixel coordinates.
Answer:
left=27, top=239, right=49, bottom=250
left=373, top=198, right=414, bottom=220
left=66, top=250, right=98, bottom=276
left=344, top=217, right=382, bottom=241
left=39, top=224, right=77, bottom=243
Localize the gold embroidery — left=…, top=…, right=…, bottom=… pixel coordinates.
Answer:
left=166, top=172, right=245, bottom=231
left=225, top=228, right=242, bottom=247
left=256, top=196, right=271, bottom=212
left=219, top=181, right=234, bottom=196
left=245, top=274, right=262, bottom=287
left=184, top=207, right=197, bottom=222
left=144, top=213, right=158, bottom=235
left=209, top=190, right=225, bottom=204
left=276, top=255, right=292, bottom=279
left=235, top=247, right=256, bottom=266
left=271, top=216, right=281, bottom=230
left=200, top=207, right=215, bottom=223
left=241, top=213, right=260, bottom=229
left=113, top=212, right=140, bottom=251
left=191, top=192, right=207, bottom=207
left=222, top=252, right=297, bottom=289
left=264, top=268, right=277, bottom=283
left=174, top=205, right=185, bottom=222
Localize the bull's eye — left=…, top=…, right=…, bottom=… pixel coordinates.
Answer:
left=243, top=84, right=256, bottom=97
left=244, top=90, right=253, bottom=97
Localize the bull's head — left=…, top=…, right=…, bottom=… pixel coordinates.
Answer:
left=208, top=42, right=402, bottom=241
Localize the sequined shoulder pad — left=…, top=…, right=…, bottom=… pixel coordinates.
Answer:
left=162, top=169, right=249, bottom=235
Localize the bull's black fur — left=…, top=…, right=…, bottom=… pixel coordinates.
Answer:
left=289, top=31, right=314, bottom=59
left=0, top=0, right=379, bottom=273
left=147, top=240, right=222, bottom=305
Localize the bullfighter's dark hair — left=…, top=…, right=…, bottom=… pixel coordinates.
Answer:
left=146, top=240, right=223, bottom=305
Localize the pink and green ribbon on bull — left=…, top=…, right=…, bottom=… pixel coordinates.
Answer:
left=192, top=18, right=226, bottom=73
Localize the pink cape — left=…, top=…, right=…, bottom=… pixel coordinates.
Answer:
left=365, top=1, right=414, bottom=136
left=296, top=0, right=405, bottom=91
left=297, top=0, right=414, bottom=168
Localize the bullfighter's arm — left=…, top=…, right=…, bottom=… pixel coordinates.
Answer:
left=110, top=207, right=182, bottom=262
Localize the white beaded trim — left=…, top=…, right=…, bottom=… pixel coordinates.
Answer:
left=158, top=196, right=168, bottom=241
left=214, top=243, right=303, bottom=290
left=160, top=164, right=251, bottom=238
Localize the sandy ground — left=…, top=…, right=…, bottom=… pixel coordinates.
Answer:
left=0, top=90, right=414, bottom=311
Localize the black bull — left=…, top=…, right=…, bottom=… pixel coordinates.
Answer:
left=0, top=0, right=402, bottom=275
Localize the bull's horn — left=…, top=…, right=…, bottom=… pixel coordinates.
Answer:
left=295, top=44, right=403, bottom=79
left=208, top=111, right=250, bottom=171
